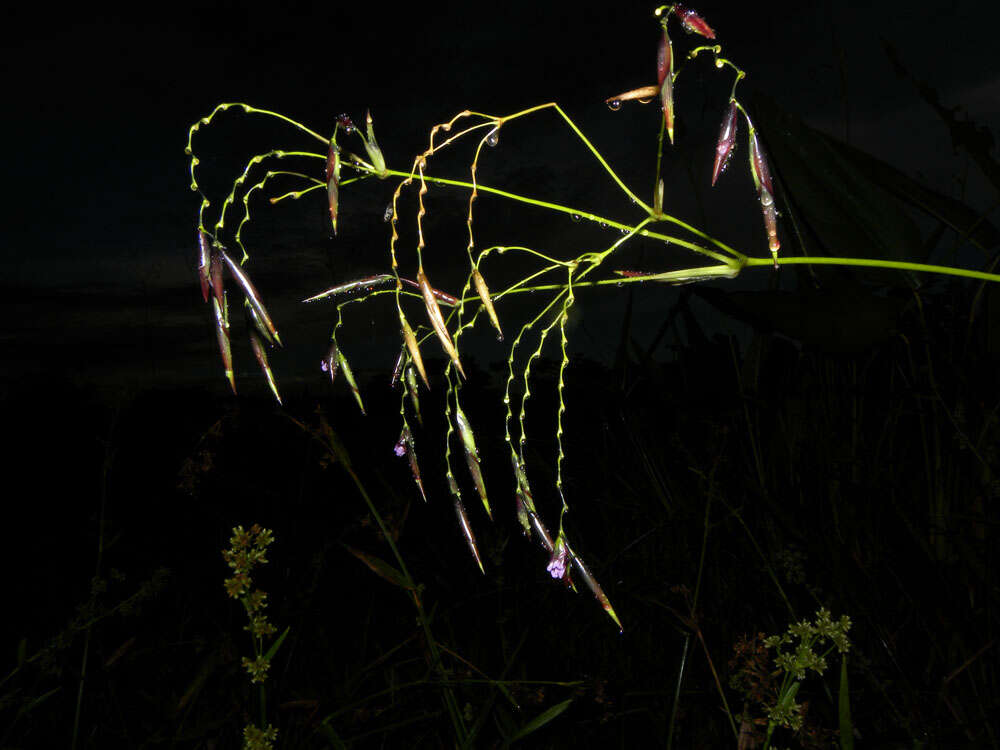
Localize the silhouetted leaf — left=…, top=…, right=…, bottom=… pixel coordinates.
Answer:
left=508, top=698, right=573, bottom=743
left=343, top=545, right=413, bottom=590
left=753, top=95, right=924, bottom=276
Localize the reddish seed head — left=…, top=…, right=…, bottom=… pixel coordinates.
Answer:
left=676, top=5, right=716, bottom=39
left=712, top=100, right=738, bottom=186
left=657, top=28, right=675, bottom=143
left=198, top=231, right=212, bottom=303
left=335, top=113, right=355, bottom=132
left=748, top=128, right=780, bottom=259
left=749, top=129, right=774, bottom=197
left=656, top=28, right=672, bottom=87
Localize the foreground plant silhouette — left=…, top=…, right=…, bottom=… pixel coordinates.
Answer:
left=186, top=4, right=1000, bottom=631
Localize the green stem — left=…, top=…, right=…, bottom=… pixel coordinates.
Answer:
left=288, top=417, right=467, bottom=743
left=751, top=255, right=1000, bottom=283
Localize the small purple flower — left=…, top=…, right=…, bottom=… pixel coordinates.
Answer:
left=393, top=428, right=410, bottom=457
left=547, top=536, right=569, bottom=580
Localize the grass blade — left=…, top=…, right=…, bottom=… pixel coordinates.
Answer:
left=343, top=544, right=414, bottom=590
left=507, top=698, right=573, bottom=743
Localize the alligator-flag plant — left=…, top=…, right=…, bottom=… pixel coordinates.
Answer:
left=186, top=4, right=1000, bottom=631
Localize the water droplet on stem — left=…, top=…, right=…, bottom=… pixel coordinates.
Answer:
left=607, top=99, right=622, bottom=111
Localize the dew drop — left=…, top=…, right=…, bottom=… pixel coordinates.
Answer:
left=383, top=205, right=394, bottom=222
left=571, top=214, right=581, bottom=223
left=184, top=146, right=192, bottom=155
left=620, top=227, right=629, bottom=235
left=607, top=99, right=622, bottom=111
left=503, top=396, right=510, bottom=404
left=190, top=182, right=198, bottom=191
left=496, top=332, right=504, bottom=342
left=487, top=130, right=500, bottom=147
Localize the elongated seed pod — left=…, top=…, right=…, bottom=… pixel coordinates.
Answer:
left=567, top=543, right=623, bottom=631
left=749, top=129, right=780, bottom=264
left=248, top=323, right=281, bottom=404
left=326, top=134, right=341, bottom=234
left=212, top=294, right=235, bottom=394
left=394, top=427, right=426, bottom=501
left=209, top=245, right=225, bottom=309
left=364, top=110, right=388, bottom=178
left=390, top=348, right=405, bottom=388
left=510, top=453, right=532, bottom=535
left=220, top=251, right=281, bottom=345
left=338, top=349, right=365, bottom=414
left=676, top=5, right=716, bottom=39
left=198, top=230, right=212, bottom=303
left=455, top=406, right=491, bottom=519
left=303, top=274, right=394, bottom=303
left=417, top=267, right=465, bottom=378
left=712, top=100, right=738, bottom=186
left=404, top=366, right=422, bottom=425
left=472, top=268, right=502, bottom=339
left=657, top=27, right=675, bottom=143
left=321, top=340, right=340, bottom=383
left=400, top=313, right=430, bottom=389
left=246, top=301, right=275, bottom=346
left=605, top=85, right=661, bottom=108
left=448, top=474, right=484, bottom=573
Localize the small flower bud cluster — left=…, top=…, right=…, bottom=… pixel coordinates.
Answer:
left=222, top=525, right=278, bottom=681
left=763, top=607, right=852, bottom=730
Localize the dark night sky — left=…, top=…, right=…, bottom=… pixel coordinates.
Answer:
left=2, top=0, right=998, bottom=395
left=1, top=5, right=999, bottom=741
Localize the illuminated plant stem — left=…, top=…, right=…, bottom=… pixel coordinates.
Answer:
left=554, top=268, right=575, bottom=528
left=383, top=169, right=741, bottom=265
